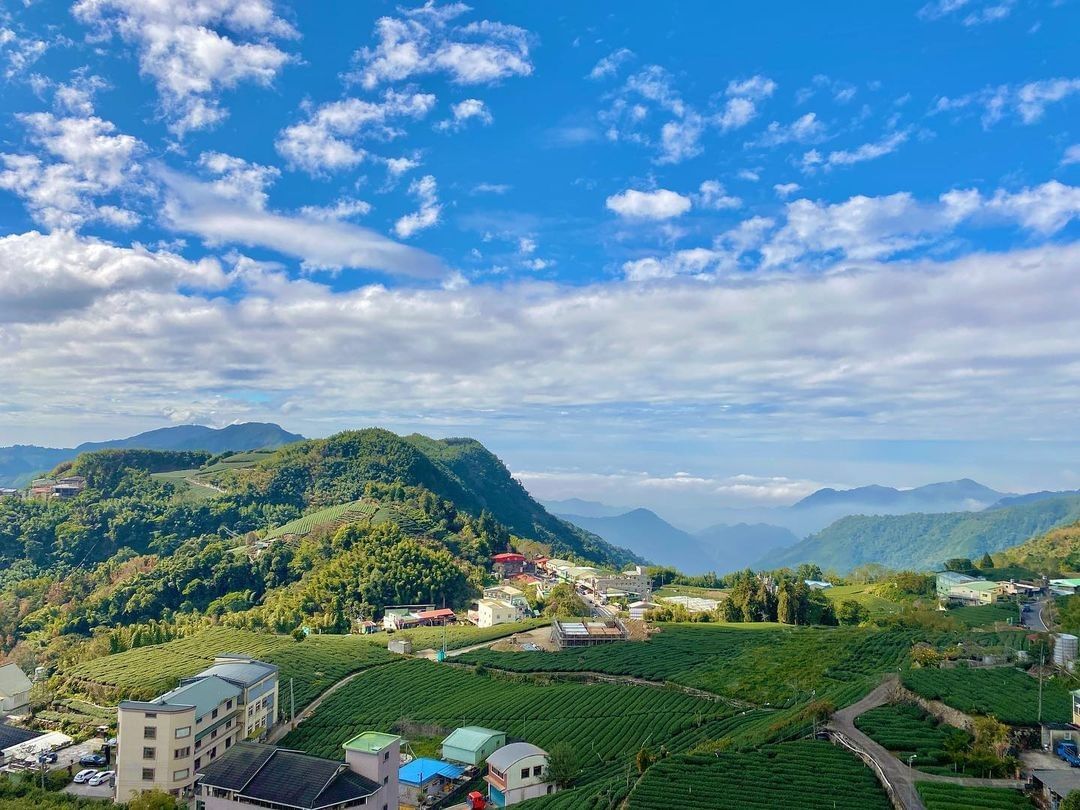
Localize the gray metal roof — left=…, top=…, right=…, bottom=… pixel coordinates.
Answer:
left=1034, top=769, right=1080, bottom=797
left=486, top=742, right=547, bottom=771
left=188, top=659, right=277, bottom=689
left=0, top=663, right=32, bottom=698
left=156, top=675, right=240, bottom=718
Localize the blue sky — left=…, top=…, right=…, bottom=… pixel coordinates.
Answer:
left=1, top=0, right=1079, bottom=517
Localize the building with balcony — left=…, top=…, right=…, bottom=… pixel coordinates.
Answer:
left=484, top=742, right=557, bottom=806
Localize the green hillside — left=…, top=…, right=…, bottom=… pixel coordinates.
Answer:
left=759, top=494, right=1080, bottom=572
left=996, top=520, right=1080, bottom=574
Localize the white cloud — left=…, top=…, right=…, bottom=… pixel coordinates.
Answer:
left=0, top=112, right=144, bottom=229
left=658, top=113, right=705, bottom=163
left=726, top=76, right=777, bottom=101
left=934, top=78, right=1080, bottom=128
left=622, top=247, right=724, bottom=281
left=435, top=97, right=492, bottom=131
left=394, top=174, right=442, bottom=238
left=606, top=188, right=692, bottom=220
left=518, top=237, right=536, bottom=254
left=298, top=197, right=373, bottom=221
left=774, top=182, right=801, bottom=199
left=0, top=27, right=48, bottom=78
left=198, top=151, right=280, bottom=208
left=696, top=180, right=741, bottom=210
left=72, top=0, right=297, bottom=134
left=749, top=112, right=826, bottom=147
left=802, top=129, right=909, bottom=172
left=918, top=0, right=1014, bottom=24
left=352, top=5, right=533, bottom=89
left=473, top=182, right=510, bottom=194
left=8, top=235, right=1080, bottom=450
left=159, top=167, right=442, bottom=277
left=1063, top=144, right=1080, bottom=167
left=588, top=48, right=634, bottom=80
left=276, top=90, right=436, bottom=174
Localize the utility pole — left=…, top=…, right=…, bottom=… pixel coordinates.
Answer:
left=290, top=678, right=295, bottom=727
left=1038, top=650, right=1045, bottom=723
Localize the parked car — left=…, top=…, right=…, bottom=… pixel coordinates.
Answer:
left=37, top=751, right=58, bottom=764
left=73, top=769, right=98, bottom=784
left=79, top=753, right=106, bottom=766
left=88, top=770, right=114, bottom=786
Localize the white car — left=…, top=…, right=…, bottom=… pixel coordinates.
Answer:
left=88, top=770, right=114, bottom=786
left=73, top=769, right=98, bottom=784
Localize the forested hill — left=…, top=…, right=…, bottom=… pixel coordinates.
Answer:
left=996, top=520, right=1080, bottom=574
left=0, top=422, right=303, bottom=487
left=250, top=430, right=638, bottom=567
left=757, top=492, right=1080, bottom=573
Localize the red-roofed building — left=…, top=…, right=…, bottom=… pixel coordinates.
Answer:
left=414, top=608, right=457, bottom=626
left=492, top=552, right=527, bottom=577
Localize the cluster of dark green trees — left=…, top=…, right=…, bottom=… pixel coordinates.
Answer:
left=720, top=570, right=838, bottom=625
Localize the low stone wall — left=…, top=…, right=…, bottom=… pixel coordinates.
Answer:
left=894, top=684, right=976, bottom=733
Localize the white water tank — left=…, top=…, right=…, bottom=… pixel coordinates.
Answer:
left=1054, top=633, right=1078, bottom=666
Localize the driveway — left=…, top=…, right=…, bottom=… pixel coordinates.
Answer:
left=63, top=780, right=114, bottom=799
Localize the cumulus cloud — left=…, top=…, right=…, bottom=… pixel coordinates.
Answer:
left=7, top=233, right=1080, bottom=452
left=350, top=3, right=533, bottom=89
left=159, top=167, right=442, bottom=277
left=72, top=0, right=297, bottom=135
left=276, top=90, right=436, bottom=174
left=435, top=98, right=492, bottom=131
left=749, top=112, right=826, bottom=148
left=696, top=180, right=741, bottom=210
left=394, top=174, right=441, bottom=238
left=0, top=111, right=144, bottom=229
left=801, top=129, right=909, bottom=172
left=1063, top=144, right=1080, bottom=166
left=774, top=182, right=801, bottom=199
left=0, top=26, right=48, bottom=78
left=606, top=188, right=692, bottom=220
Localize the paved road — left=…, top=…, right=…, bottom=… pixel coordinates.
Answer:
left=828, top=676, right=1024, bottom=810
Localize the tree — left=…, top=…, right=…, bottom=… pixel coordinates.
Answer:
left=635, top=745, right=656, bottom=773
left=1061, top=791, right=1080, bottom=810
left=979, top=552, right=995, bottom=570
left=128, top=790, right=186, bottom=810
left=836, top=599, right=868, bottom=626
left=547, top=742, right=582, bottom=788
left=944, top=558, right=977, bottom=576
left=543, top=583, right=589, bottom=618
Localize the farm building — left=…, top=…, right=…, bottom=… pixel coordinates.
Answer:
left=1051, top=578, right=1080, bottom=596
left=628, top=600, right=659, bottom=621
left=944, top=579, right=1006, bottom=605
left=485, top=742, right=558, bottom=806
left=383, top=605, right=436, bottom=630
left=1032, top=769, right=1080, bottom=809
left=388, top=638, right=413, bottom=655
left=551, top=618, right=629, bottom=649
left=398, top=757, right=465, bottom=807
left=469, top=598, right=519, bottom=628
left=196, top=740, right=391, bottom=810
left=0, top=723, right=71, bottom=765
left=355, top=620, right=379, bottom=634
left=0, top=663, right=33, bottom=714
left=935, top=571, right=977, bottom=596
left=441, top=726, right=507, bottom=766
left=660, top=595, right=719, bottom=613
left=491, top=552, right=527, bottom=577
left=413, top=608, right=457, bottom=626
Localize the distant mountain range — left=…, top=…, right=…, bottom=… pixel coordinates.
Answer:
left=757, top=492, right=1080, bottom=573
left=551, top=506, right=798, bottom=575
left=0, top=423, right=304, bottom=487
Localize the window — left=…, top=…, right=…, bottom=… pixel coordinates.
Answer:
left=211, top=708, right=219, bottom=719
left=226, top=700, right=233, bottom=710
left=143, top=747, right=156, bottom=759
left=382, top=776, right=388, bottom=785
left=225, top=738, right=232, bottom=749
left=144, top=712, right=157, bottom=719
left=194, top=758, right=201, bottom=770
left=521, top=767, right=530, bottom=779
left=142, top=768, right=155, bottom=781
left=383, top=751, right=390, bottom=761
left=533, top=766, right=543, bottom=777
left=144, top=727, right=157, bottom=740
left=174, top=747, right=190, bottom=759
left=175, top=727, right=190, bottom=739
left=173, top=768, right=189, bottom=781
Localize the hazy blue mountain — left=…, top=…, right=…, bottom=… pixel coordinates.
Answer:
left=693, top=523, right=801, bottom=572
left=988, top=490, right=1080, bottom=510
left=756, top=492, right=1080, bottom=573
left=0, top=422, right=304, bottom=487
left=543, top=498, right=632, bottom=519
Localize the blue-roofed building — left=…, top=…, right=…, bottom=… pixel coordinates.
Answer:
left=399, top=757, right=466, bottom=807
left=116, top=654, right=278, bottom=803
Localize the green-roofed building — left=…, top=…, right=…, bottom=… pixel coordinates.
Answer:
left=441, top=726, right=507, bottom=766
left=342, top=731, right=401, bottom=802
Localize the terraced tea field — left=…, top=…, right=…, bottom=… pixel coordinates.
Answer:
left=916, top=783, right=1035, bottom=809
left=902, top=665, right=1071, bottom=724
left=265, top=499, right=379, bottom=540
left=855, top=703, right=970, bottom=772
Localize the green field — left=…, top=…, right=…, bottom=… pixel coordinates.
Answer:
left=281, top=658, right=767, bottom=790
left=855, top=703, right=970, bottom=772
left=387, top=619, right=547, bottom=651
left=460, top=624, right=928, bottom=707
left=821, top=583, right=903, bottom=617
left=64, top=627, right=395, bottom=709
left=902, top=665, right=1071, bottom=724
left=624, top=741, right=891, bottom=810
left=916, top=783, right=1035, bottom=809
left=947, top=603, right=1022, bottom=628
left=150, top=468, right=220, bottom=503
left=265, top=499, right=379, bottom=540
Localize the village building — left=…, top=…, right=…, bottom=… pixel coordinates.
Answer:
left=935, top=571, right=978, bottom=596
left=0, top=723, right=71, bottom=766
left=195, top=740, right=389, bottom=810
left=945, top=580, right=1006, bottom=606
left=483, top=586, right=530, bottom=620
left=398, top=756, right=465, bottom=807
left=0, top=663, right=33, bottom=715
left=116, top=655, right=278, bottom=802
left=485, top=742, right=557, bottom=806
left=491, top=552, right=527, bottom=577
left=441, top=726, right=507, bottom=766
left=469, top=598, right=519, bottom=628
left=628, top=600, right=660, bottom=621
left=383, top=605, right=437, bottom=630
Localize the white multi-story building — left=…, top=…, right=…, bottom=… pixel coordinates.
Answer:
left=116, top=655, right=278, bottom=802
left=469, top=598, right=519, bottom=628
